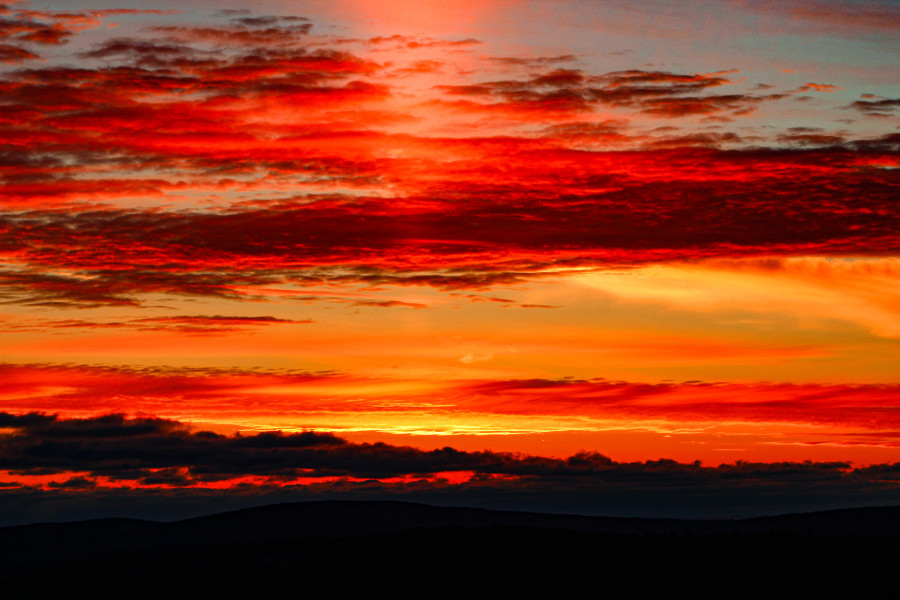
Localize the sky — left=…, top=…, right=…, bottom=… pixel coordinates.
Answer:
left=1, top=0, right=899, bottom=523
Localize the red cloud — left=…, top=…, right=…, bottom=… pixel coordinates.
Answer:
left=0, top=42, right=36, bottom=62
left=0, top=5, right=177, bottom=49
left=433, top=67, right=790, bottom=120
left=2, top=364, right=900, bottom=434
left=1, top=139, right=896, bottom=305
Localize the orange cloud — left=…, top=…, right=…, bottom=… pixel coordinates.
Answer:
left=574, top=257, right=900, bottom=338
left=2, top=364, right=899, bottom=449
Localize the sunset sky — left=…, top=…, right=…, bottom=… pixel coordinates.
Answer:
left=1, top=0, right=899, bottom=522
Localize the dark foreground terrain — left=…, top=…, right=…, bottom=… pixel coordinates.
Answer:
left=2, top=501, right=898, bottom=597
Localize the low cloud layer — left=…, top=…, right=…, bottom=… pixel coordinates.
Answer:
left=1, top=411, right=899, bottom=523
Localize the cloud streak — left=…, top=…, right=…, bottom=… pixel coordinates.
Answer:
left=2, top=363, right=899, bottom=439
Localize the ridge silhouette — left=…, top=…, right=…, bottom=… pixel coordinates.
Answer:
left=3, top=501, right=898, bottom=597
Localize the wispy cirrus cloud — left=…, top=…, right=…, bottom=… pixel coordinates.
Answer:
left=0, top=41, right=36, bottom=62
left=13, top=315, right=313, bottom=335
left=844, top=95, right=900, bottom=117
left=433, top=68, right=793, bottom=119
left=365, top=34, right=481, bottom=50
left=0, top=3, right=177, bottom=62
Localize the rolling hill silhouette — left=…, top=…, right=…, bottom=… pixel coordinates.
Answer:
left=2, top=501, right=898, bottom=596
